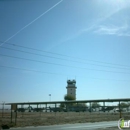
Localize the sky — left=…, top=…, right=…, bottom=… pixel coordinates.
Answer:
left=0, top=0, right=130, bottom=106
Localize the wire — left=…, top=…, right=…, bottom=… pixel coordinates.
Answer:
left=1, top=46, right=130, bottom=70
left=0, top=65, right=67, bottom=76
left=0, top=53, right=130, bottom=74
left=0, top=65, right=130, bottom=82
left=0, top=41, right=129, bottom=68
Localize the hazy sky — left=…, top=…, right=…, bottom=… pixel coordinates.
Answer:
left=0, top=0, right=130, bottom=104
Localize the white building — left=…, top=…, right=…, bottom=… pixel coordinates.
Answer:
left=66, top=80, right=77, bottom=99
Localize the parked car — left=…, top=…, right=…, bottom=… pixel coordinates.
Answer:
left=33, top=108, right=44, bottom=112
left=50, top=107, right=63, bottom=112
left=17, top=108, right=25, bottom=112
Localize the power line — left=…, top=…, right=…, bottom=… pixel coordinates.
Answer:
left=1, top=46, right=130, bottom=70
left=0, top=65, right=129, bottom=82
left=0, top=53, right=130, bottom=74
left=0, top=65, right=67, bottom=76
left=0, top=41, right=129, bottom=68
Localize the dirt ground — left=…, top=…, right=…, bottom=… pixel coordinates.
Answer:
left=0, top=111, right=130, bottom=128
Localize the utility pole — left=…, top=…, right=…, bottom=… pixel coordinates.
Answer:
left=2, top=101, right=5, bottom=118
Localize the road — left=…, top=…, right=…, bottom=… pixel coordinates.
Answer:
left=9, top=121, right=118, bottom=130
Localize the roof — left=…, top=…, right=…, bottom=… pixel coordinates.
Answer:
left=5, top=98, right=130, bottom=105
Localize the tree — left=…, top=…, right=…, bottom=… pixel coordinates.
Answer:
left=64, top=94, right=75, bottom=101
left=73, top=103, right=87, bottom=107
left=59, top=94, right=75, bottom=109
left=118, top=102, right=129, bottom=108
left=59, top=103, right=65, bottom=108
left=91, top=102, right=101, bottom=108
left=60, top=94, right=75, bottom=109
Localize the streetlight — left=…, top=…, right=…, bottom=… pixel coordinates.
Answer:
left=49, top=94, right=51, bottom=109
left=49, top=94, right=51, bottom=101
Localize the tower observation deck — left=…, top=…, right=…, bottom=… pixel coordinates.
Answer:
left=66, top=79, right=77, bottom=99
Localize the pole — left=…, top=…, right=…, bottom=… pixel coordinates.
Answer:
left=40, top=104, right=41, bottom=117
left=2, top=101, right=5, bottom=118
left=11, top=110, right=13, bottom=123
left=90, top=102, right=91, bottom=113
left=1, top=103, right=2, bottom=119
left=49, top=94, right=51, bottom=108
left=119, top=101, right=122, bottom=118
left=46, top=104, right=47, bottom=112
left=49, top=94, right=51, bottom=102
left=103, top=102, right=105, bottom=112
left=15, top=111, right=17, bottom=126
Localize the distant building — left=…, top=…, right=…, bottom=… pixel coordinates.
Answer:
left=66, top=79, right=77, bottom=99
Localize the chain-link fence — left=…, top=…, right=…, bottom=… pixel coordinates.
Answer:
left=0, top=109, right=130, bottom=127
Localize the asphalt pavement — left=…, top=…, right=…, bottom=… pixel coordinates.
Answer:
left=9, top=121, right=118, bottom=130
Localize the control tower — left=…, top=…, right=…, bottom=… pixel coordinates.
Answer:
left=66, top=79, right=77, bottom=99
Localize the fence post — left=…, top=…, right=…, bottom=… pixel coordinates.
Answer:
left=11, top=110, right=13, bottom=123
left=119, top=101, right=122, bottom=118
left=90, top=102, right=91, bottom=114
left=15, top=111, right=17, bottom=126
